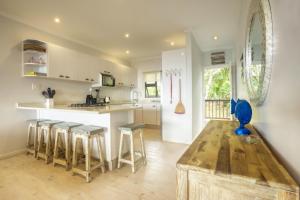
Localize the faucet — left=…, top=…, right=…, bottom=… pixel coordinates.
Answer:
left=130, top=89, right=142, bottom=105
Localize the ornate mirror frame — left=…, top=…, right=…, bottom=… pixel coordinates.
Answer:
left=245, top=0, right=273, bottom=106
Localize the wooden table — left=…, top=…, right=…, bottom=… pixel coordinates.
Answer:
left=176, top=120, right=299, bottom=200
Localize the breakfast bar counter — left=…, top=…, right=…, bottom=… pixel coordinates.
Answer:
left=176, top=120, right=299, bottom=200
left=17, top=102, right=141, bottom=114
left=17, top=102, right=142, bottom=170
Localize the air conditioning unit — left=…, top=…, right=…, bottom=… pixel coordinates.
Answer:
left=211, top=51, right=225, bottom=65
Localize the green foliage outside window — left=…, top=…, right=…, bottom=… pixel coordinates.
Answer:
left=204, top=67, right=231, bottom=100
left=144, top=71, right=161, bottom=98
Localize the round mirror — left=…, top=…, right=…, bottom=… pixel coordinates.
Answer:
left=245, top=0, right=273, bottom=106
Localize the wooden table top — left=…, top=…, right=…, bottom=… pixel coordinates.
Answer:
left=177, top=120, right=299, bottom=192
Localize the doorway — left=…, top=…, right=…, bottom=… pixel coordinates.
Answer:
left=203, top=65, right=231, bottom=120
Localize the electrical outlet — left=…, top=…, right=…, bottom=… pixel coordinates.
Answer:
left=31, top=83, right=40, bottom=90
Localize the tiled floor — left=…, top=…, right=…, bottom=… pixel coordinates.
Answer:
left=0, top=128, right=187, bottom=200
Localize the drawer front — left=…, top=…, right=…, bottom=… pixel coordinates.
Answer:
left=187, top=170, right=277, bottom=200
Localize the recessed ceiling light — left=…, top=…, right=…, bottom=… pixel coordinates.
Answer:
left=54, top=17, right=61, bottom=23
left=124, top=33, right=130, bottom=38
left=213, top=36, right=218, bottom=40
left=125, top=50, right=130, bottom=54
left=170, top=42, right=175, bottom=46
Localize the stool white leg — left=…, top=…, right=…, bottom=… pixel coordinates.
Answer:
left=34, top=125, right=39, bottom=157
left=96, top=135, right=105, bottom=173
left=117, top=132, right=124, bottom=169
left=45, top=127, right=51, bottom=164
left=65, top=130, right=71, bottom=170
left=26, top=125, right=32, bottom=153
left=27, top=124, right=37, bottom=156
left=130, top=131, right=135, bottom=173
left=37, top=128, right=44, bottom=160
left=72, top=137, right=78, bottom=170
left=72, top=136, right=80, bottom=176
left=27, top=125, right=31, bottom=147
left=85, top=136, right=91, bottom=183
left=139, top=129, right=147, bottom=165
left=53, top=129, right=59, bottom=166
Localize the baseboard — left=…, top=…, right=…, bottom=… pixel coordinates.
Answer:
left=0, top=148, right=26, bottom=160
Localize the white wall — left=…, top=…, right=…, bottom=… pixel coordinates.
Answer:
left=132, top=57, right=162, bottom=101
left=161, top=34, right=204, bottom=144
left=162, top=48, right=193, bottom=144
left=0, top=15, right=132, bottom=157
left=236, top=0, right=300, bottom=183
left=186, top=33, right=204, bottom=139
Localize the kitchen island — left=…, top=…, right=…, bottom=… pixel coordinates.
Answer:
left=17, top=103, right=142, bottom=170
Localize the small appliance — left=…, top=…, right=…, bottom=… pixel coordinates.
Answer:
left=70, top=103, right=106, bottom=108
left=104, top=96, right=111, bottom=103
left=92, top=72, right=115, bottom=87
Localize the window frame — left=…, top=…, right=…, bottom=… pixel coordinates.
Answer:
left=143, top=71, right=161, bottom=98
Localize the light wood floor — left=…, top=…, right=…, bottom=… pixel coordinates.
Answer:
left=0, top=128, right=187, bottom=200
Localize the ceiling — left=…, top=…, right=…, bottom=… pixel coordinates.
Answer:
left=0, top=0, right=243, bottom=61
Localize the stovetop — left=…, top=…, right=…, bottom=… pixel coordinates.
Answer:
left=69, top=103, right=106, bottom=108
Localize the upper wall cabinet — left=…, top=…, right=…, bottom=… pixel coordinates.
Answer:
left=76, top=52, right=104, bottom=83
left=22, top=39, right=136, bottom=87
left=22, top=39, right=48, bottom=77
left=113, top=65, right=136, bottom=87
left=48, top=43, right=78, bottom=81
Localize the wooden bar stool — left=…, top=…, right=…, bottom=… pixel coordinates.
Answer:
left=117, top=123, right=146, bottom=173
left=37, top=120, right=63, bottom=164
left=53, top=122, right=81, bottom=170
left=26, top=119, right=48, bottom=157
left=71, top=125, right=105, bottom=183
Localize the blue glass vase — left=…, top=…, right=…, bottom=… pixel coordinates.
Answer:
left=231, top=99, right=252, bottom=135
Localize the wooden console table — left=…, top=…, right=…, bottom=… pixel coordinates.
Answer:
left=176, top=120, right=299, bottom=200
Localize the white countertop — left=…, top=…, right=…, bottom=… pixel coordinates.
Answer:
left=16, top=102, right=142, bottom=114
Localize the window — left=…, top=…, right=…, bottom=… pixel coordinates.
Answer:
left=144, top=71, right=161, bottom=98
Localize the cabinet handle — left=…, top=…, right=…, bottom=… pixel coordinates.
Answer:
left=90, top=79, right=94, bottom=82
left=65, top=76, right=70, bottom=79
left=85, top=78, right=89, bottom=81
left=152, top=105, right=156, bottom=108
left=59, top=75, right=64, bottom=78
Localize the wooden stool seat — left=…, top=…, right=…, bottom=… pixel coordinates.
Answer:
left=53, top=122, right=82, bottom=170
left=72, top=125, right=105, bottom=182
left=39, top=120, right=63, bottom=127
left=26, top=119, right=48, bottom=157
left=54, top=122, right=82, bottom=129
left=117, top=123, right=146, bottom=173
left=118, top=123, right=145, bottom=132
left=37, top=120, right=63, bottom=163
left=72, top=125, right=104, bottom=135
left=27, top=119, right=48, bottom=125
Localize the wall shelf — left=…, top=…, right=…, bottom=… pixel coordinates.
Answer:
left=24, top=62, right=47, bottom=66
left=22, top=39, right=48, bottom=77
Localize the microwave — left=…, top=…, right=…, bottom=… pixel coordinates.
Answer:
left=100, top=72, right=115, bottom=87
left=92, top=72, right=115, bottom=87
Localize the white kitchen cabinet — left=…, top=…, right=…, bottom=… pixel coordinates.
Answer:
left=134, top=108, right=144, bottom=123
left=142, top=103, right=161, bottom=125
left=30, top=40, right=136, bottom=86
left=112, top=64, right=136, bottom=88
left=127, top=67, right=137, bottom=87
left=76, top=53, right=100, bottom=83
left=48, top=43, right=79, bottom=81
left=156, top=105, right=161, bottom=126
